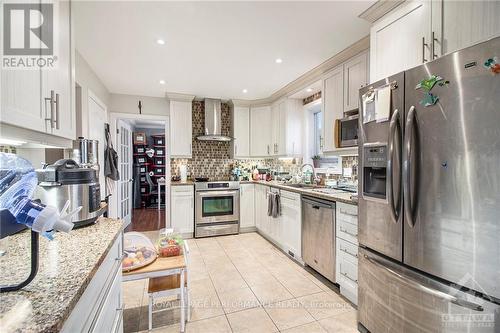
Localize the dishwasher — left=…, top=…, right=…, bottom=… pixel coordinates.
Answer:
left=302, top=196, right=336, bottom=282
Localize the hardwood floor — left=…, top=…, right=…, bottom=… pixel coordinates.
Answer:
left=126, top=208, right=166, bottom=232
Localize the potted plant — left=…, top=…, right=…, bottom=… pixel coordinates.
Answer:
left=312, top=155, right=321, bottom=168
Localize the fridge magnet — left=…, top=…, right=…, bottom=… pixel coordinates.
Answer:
left=420, top=92, right=439, bottom=107
left=415, top=75, right=443, bottom=91
left=483, top=57, right=500, bottom=74
left=438, top=80, right=450, bottom=87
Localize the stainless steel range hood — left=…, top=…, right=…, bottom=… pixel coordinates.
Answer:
left=197, top=98, right=232, bottom=142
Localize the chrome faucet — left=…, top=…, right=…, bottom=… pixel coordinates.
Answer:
left=300, top=164, right=319, bottom=185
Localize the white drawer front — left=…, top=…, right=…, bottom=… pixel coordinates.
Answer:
left=61, top=235, right=123, bottom=333
left=172, top=185, right=194, bottom=194
left=336, top=202, right=358, bottom=226
left=338, top=238, right=358, bottom=262
left=339, top=251, right=358, bottom=283
left=91, top=268, right=123, bottom=333
left=337, top=220, right=358, bottom=245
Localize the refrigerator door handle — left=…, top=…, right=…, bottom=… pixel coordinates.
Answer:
left=363, top=254, right=485, bottom=312
left=404, top=105, right=417, bottom=228
left=387, top=108, right=401, bottom=224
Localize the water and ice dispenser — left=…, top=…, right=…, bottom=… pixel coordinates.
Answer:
left=363, top=145, right=387, bottom=200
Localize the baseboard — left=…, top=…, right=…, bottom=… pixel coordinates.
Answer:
left=256, top=230, right=304, bottom=266
left=180, top=232, right=194, bottom=239
left=239, top=226, right=257, bottom=233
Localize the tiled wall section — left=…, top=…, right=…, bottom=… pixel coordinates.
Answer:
left=171, top=101, right=358, bottom=180
left=171, top=101, right=233, bottom=179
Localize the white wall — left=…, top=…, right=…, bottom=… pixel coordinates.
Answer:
left=109, top=94, right=169, bottom=116
left=75, top=50, right=111, bottom=138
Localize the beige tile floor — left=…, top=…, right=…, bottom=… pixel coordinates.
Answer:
left=123, top=232, right=358, bottom=333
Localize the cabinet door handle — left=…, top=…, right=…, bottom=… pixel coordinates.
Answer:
left=340, top=226, right=358, bottom=238
left=432, top=31, right=438, bottom=59
left=341, top=271, right=358, bottom=283
left=44, top=90, right=56, bottom=128
left=422, top=37, right=428, bottom=63
left=235, top=144, right=238, bottom=155
left=339, top=209, right=357, bottom=217
left=341, top=247, right=358, bottom=258
left=55, top=93, right=60, bottom=129
left=267, top=145, right=270, bottom=155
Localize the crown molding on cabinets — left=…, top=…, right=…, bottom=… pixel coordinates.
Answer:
left=271, top=35, right=369, bottom=101
left=358, top=0, right=406, bottom=23
left=165, top=92, right=195, bottom=102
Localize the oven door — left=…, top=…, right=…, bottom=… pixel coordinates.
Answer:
left=195, top=190, right=239, bottom=224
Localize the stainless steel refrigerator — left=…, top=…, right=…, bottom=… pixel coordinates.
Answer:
left=358, top=37, right=500, bottom=333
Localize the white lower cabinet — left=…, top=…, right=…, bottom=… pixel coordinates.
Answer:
left=239, top=183, right=255, bottom=229
left=170, top=185, right=194, bottom=235
left=62, top=234, right=123, bottom=333
left=280, top=190, right=302, bottom=260
left=335, top=202, right=359, bottom=305
left=254, top=184, right=302, bottom=262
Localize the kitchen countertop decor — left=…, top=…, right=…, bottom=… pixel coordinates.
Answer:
left=0, top=217, right=123, bottom=333
left=247, top=180, right=358, bottom=205
left=170, top=179, right=357, bottom=204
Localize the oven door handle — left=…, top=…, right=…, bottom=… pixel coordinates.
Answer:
left=197, top=190, right=239, bottom=197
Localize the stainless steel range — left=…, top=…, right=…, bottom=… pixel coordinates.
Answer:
left=194, top=181, right=240, bottom=238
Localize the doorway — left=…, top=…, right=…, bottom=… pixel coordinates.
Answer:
left=109, top=113, right=170, bottom=232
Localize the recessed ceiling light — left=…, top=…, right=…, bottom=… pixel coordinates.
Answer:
left=242, top=89, right=248, bottom=93
left=306, top=88, right=313, bottom=92
left=156, top=39, right=165, bottom=45
left=159, top=80, right=165, bottom=85
left=275, top=58, right=283, bottom=64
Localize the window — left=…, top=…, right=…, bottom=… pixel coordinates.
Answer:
left=313, top=111, right=322, bottom=156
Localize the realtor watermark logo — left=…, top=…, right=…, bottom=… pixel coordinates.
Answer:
left=441, top=273, right=496, bottom=329
left=2, top=1, right=58, bottom=69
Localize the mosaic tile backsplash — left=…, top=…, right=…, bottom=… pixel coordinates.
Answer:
left=171, top=101, right=358, bottom=180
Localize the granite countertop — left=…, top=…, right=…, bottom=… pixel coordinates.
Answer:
left=248, top=180, right=358, bottom=205
left=0, top=217, right=123, bottom=333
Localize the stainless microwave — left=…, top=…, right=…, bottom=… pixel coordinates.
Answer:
left=335, top=114, right=359, bottom=148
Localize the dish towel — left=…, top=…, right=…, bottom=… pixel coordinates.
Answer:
left=267, top=192, right=281, bottom=218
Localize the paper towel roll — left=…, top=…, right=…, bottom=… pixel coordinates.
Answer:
left=179, top=165, right=187, bottom=182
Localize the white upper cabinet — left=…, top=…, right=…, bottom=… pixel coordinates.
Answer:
left=1, top=0, right=75, bottom=140
left=232, top=105, right=250, bottom=158
left=169, top=98, right=193, bottom=158
left=370, top=0, right=431, bottom=82
left=270, top=98, right=302, bottom=157
left=283, top=99, right=302, bottom=157
left=43, top=0, right=75, bottom=139
left=250, top=105, right=272, bottom=157
left=270, top=102, right=281, bottom=156
left=432, top=0, right=500, bottom=58
left=370, top=0, right=500, bottom=82
left=322, top=65, right=344, bottom=153
left=343, top=51, right=369, bottom=112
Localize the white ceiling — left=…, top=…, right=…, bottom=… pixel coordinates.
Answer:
left=74, top=1, right=373, bottom=100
